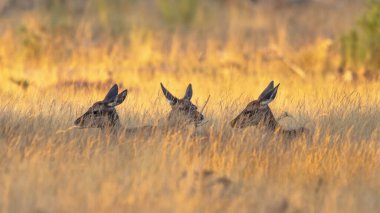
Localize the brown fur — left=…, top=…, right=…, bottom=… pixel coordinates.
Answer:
left=74, top=83, right=204, bottom=133
left=160, top=83, right=204, bottom=127
left=231, top=81, right=308, bottom=138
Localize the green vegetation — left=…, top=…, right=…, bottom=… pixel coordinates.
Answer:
left=341, top=0, right=380, bottom=72
left=156, top=0, right=200, bottom=27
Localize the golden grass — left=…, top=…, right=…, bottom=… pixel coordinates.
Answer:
left=1, top=58, right=379, bottom=212
left=0, top=2, right=379, bottom=212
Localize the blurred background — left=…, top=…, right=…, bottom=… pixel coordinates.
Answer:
left=0, top=0, right=378, bottom=92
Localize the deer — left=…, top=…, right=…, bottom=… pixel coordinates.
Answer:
left=74, top=83, right=205, bottom=133
left=230, top=81, right=308, bottom=138
left=160, top=83, right=204, bottom=127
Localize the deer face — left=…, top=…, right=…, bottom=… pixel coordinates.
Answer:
left=160, top=83, right=204, bottom=126
left=230, top=81, right=279, bottom=129
left=74, top=84, right=127, bottom=129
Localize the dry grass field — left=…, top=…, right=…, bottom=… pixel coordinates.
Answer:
left=0, top=0, right=379, bottom=212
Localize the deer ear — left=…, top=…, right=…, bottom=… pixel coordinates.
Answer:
left=260, top=84, right=279, bottom=105
left=103, top=84, right=119, bottom=102
left=106, top=89, right=127, bottom=107
left=116, top=89, right=128, bottom=105
left=258, top=81, right=274, bottom=100
left=183, top=84, right=193, bottom=100
left=160, top=83, right=178, bottom=105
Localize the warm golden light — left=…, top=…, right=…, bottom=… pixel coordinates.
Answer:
left=0, top=1, right=379, bottom=212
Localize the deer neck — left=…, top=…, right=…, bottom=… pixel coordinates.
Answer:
left=263, top=107, right=279, bottom=131
left=99, top=111, right=123, bottom=132
left=166, top=111, right=196, bottom=130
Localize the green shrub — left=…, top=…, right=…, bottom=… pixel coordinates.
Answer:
left=156, top=0, right=199, bottom=27
left=36, top=0, right=136, bottom=35
left=340, top=0, right=380, bottom=72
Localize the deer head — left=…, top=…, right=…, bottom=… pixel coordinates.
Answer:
left=74, top=84, right=127, bottom=129
left=230, top=81, right=280, bottom=129
left=160, top=83, right=204, bottom=126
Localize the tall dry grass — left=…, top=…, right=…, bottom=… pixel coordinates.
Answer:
left=0, top=1, right=379, bottom=212
left=1, top=70, right=379, bottom=212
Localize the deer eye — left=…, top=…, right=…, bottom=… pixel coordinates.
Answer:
left=181, top=105, right=192, bottom=111
left=244, top=109, right=258, bottom=115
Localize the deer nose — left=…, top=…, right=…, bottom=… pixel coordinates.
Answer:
left=200, top=114, right=204, bottom=120
left=230, top=120, right=235, bottom=128
left=74, top=117, right=82, bottom=126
